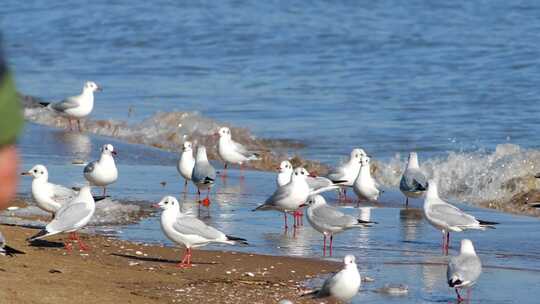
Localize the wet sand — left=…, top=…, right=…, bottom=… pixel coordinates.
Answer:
left=0, top=225, right=340, bottom=304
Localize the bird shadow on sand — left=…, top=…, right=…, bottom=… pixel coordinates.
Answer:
left=28, top=239, right=65, bottom=248
left=110, top=253, right=218, bottom=266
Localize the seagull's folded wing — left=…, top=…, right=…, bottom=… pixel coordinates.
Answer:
left=173, top=216, right=224, bottom=240
left=430, top=203, right=478, bottom=228
left=51, top=97, right=80, bottom=112
left=48, top=201, right=93, bottom=232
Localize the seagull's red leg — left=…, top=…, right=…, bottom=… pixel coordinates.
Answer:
left=177, top=248, right=192, bottom=268
left=73, top=232, right=90, bottom=251
left=455, top=288, right=463, bottom=302
left=222, top=163, right=228, bottom=178
left=323, top=235, right=327, bottom=256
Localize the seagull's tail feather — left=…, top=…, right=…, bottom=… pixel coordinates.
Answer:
left=92, top=195, right=110, bottom=202
left=226, top=235, right=248, bottom=245
left=39, top=102, right=50, bottom=107
left=478, top=219, right=499, bottom=228
left=27, top=229, right=51, bottom=242
left=300, top=289, right=320, bottom=297
left=252, top=203, right=270, bottom=212
left=448, top=278, right=463, bottom=288
left=3, top=245, right=25, bottom=256
left=203, top=177, right=215, bottom=184
left=332, top=180, right=348, bottom=185
left=358, top=219, right=378, bottom=225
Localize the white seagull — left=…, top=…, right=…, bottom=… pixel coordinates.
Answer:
left=39, top=81, right=102, bottom=132
left=27, top=185, right=104, bottom=252
left=353, top=155, right=381, bottom=204
left=84, top=144, right=118, bottom=196
left=216, top=126, right=260, bottom=177
left=177, top=141, right=195, bottom=194
left=303, top=195, right=375, bottom=256
left=303, top=254, right=361, bottom=302
left=191, top=146, right=216, bottom=211
left=155, top=196, right=247, bottom=268
left=0, top=230, right=25, bottom=256
left=276, top=160, right=346, bottom=191
left=447, top=239, right=482, bottom=302
left=254, top=167, right=338, bottom=229
left=327, top=148, right=367, bottom=201
left=423, top=179, right=498, bottom=254
left=21, top=164, right=75, bottom=218
left=400, top=152, right=428, bottom=206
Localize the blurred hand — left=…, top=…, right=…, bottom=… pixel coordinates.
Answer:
left=0, top=145, right=19, bottom=209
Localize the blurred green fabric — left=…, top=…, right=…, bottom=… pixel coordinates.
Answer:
left=0, top=73, right=23, bottom=146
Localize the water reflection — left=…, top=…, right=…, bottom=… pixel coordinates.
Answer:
left=54, top=130, right=92, bottom=160
left=399, top=208, right=424, bottom=242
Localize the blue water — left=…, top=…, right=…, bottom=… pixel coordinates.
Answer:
left=3, top=1, right=540, bottom=164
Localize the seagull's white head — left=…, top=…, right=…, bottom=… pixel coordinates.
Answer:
left=155, top=196, right=179, bottom=210
left=460, top=239, right=477, bottom=256
left=407, top=152, right=419, bottom=169
left=359, top=155, right=371, bottom=167
left=278, top=160, right=293, bottom=173
left=291, top=167, right=309, bottom=181
left=343, top=254, right=357, bottom=267
left=350, top=148, right=367, bottom=162
left=84, top=81, right=102, bottom=92
left=101, top=144, right=117, bottom=156
left=303, top=195, right=326, bottom=208
left=218, top=127, right=231, bottom=139
left=426, top=179, right=440, bottom=200
left=182, top=141, right=193, bottom=152
left=196, top=146, right=209, bottom=162
left=22, top=164, right=48, bottom=180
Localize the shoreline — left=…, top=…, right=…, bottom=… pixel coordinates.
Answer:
left=0, top=224, right=339, bottom=304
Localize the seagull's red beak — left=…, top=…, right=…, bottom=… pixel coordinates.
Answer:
left=298, top=203, right=307, bottom=208
left=20, top=172, right=31, bottom=176
left=152, top=204, right=160, bottom=208
left=112, top=151, right=117, bottom=156
left=308, top=172, right=318, bottom=178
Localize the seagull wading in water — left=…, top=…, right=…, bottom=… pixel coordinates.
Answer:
left=303, top=195, right=375, bottom=256
left=400, top=152, right=428, bottom=206
left=177, top=141, right=195, bottom=195
left=154, top=196, right=247, bottom=268
left=216, top=126, right=260, bottom=177
left=191, top=146, right=216, bottom=212
left=353, top=155, right=381, bottom=204
left=303, top=254, right=361, bottom=302
left=447, top=239, right=482, bottom=302
left=84, top=144, right=118, bottom=196
left=21, top=164, right=74, bottom=219
left=39, top=81, right=102, bottom=132
left=327, top=148, right=367, bottom=201
left=423, top=179, right=498, bottom=254
left=27, top=185, right=106, bottom=252
left=254, top=167, right=338, bottom=229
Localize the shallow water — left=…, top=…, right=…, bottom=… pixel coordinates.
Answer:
left=3, top=1, right=540, bottom=164
left=14, top=125, right=540, bottom=303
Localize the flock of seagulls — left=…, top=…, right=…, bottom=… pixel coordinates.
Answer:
left=4, top=81, right=499, bottom=302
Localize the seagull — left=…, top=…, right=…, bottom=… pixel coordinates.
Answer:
left=277, top=160, right=346, bottom=191
left=447, top=239, right=482, bottom=302
left=254, top=167, right=338, bottom=229
left=177, top=141, right=195, bottom=195
left=327, top=148, right=367, bottom=201
left=353, top=155, right=381, bottom=204
left=27, top=185, right=105, bottom=252
left=400, top=152, right=428, bottom=206
left=84, top=144, right=118, bottom=196
left=216, top=126, right=260, bottom=177
left=0, top=230, right=25, bottom=256
left=39, top=81, right=102, bottom=132
left=303, top=195, right=375, bottom=256
left=191, top=146, right=216, bottom=212
left=154, top=196, right=247, bottom=268
left=303, top=255, right=361, bottom=302
left=21, top=164, right=75, bottom=218
left=423, top=179, right=498, bottom=254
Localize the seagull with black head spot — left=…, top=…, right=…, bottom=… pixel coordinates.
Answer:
left=191, top=146, right=216, bottom=213
left=84, top=144, right=118, bottom=196
left=216, top=126, right=260, bottom=177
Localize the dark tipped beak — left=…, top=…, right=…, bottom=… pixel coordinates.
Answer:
left=112, top=151, right=117, bottom=156
left=308, top=172, right=317, bottom=178
left=299, top=204, right=307, bottom=208
left=96, top=86, right=103, bottom=92
left=152, top=204, right=160, bottom=209
left=21, top=172, right=30, bottom=176
left=276, top=167, right=281, bottom=171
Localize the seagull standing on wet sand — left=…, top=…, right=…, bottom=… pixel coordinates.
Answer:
left=447, top=239, right=482, bottom=302
left=423, top=179, right=498, bottom=254
left=353, top=155, right=381, bottom=204
left=27, top=185, right=105, bottom=252
left=191, top=146, right=216, bottom=213
left=303, top=254, right=361, bottom=302
left=327, top=148, right=367, bottom=201
left=21, top=164, right=75, bottom=219
left=84, top=144, right=118, bottom=196
left=217, top=127, right=260, bottom=177
left=154, top=196, right=247, bottom=268
left=303, top=195, right=375, bottom=256
left=177, top=141, right=195, bottom=195
left=39, top=81, right=102, bottom=132
left=400, top=152, right=428, bottom=206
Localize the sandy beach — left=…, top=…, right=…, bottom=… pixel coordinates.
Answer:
left=0, top=224, right=340, bottom=304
